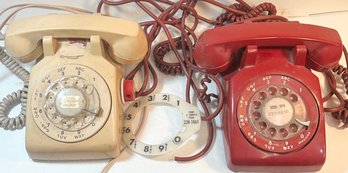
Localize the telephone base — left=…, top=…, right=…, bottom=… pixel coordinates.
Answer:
left=223, top=48, right=326, bottom=172
left=24, top=36, right=124, bottom=161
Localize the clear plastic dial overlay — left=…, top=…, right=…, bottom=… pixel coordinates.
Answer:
left=122, top=93, right=201, bottom=156
left=30, top=64, right=111, bottom=143
left=237, top=75, right=319, bottom=153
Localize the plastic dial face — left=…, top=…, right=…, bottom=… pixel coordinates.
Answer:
left=237, top=75, right=319, bottom=153
left=30, top=64, right=111, bottom=143
left=122, top=93, right=201, bottom=156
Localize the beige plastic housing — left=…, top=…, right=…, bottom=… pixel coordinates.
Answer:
left=4, top=14, right=148, bottom=160
left=5, top=13, right=148, bottom=64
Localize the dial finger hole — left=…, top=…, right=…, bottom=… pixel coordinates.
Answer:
left=85, top=85, right=94, bottom=95
left=46, top=106, right=56, bottom=114
left=47, top=92, right=55, bottom=100
left=62, top=121, right=70, bottom=129
left=253, top=111, right=261, bottom=120
left=259, top=122, right=267, bottom=130
left=76, top=79, right=85, bottom=88
left=268, top=127, right=276, bottom=137
left=280, top=88, right=289, bottom=96
left=84, top=115, right=95, bottom=123
left=63, top=80, right=68, bottom=86
left=259, top=92, right=267, bottom=100
left=289, top=94, right=298, bottom=102
left=268, top=87, right=277, bottom=95
left=52, top=84, right=61, bottom=91
left=290, top=123, right=298, bottom=132
left=279, top=128, right=288, bottom=138
left=50, top=115, right=62, bottom=123
left=253, top=101, right=261, bottom=109
left=74, top=121, right=83, bottom=128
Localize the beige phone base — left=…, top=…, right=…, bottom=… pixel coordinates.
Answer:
left=25, top=36, right=123, bottom=160
left=4, top=14, right=148, bottom=161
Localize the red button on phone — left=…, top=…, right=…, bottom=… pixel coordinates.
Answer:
left=123, top=79, right=135, bottom=102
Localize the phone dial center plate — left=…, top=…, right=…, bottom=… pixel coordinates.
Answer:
left=237, top=75, right=319, bottom=153
left=30, top=64, right=111, bottom=143
left=262, top=97, right=294, bottom=127
left=55, top=87, right=87, bottom=117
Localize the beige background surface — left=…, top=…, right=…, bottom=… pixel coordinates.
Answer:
left=0, top=1, right=347, bottom=173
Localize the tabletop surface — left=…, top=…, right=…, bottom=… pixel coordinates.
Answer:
left=0, top=1, right=348, bottom=173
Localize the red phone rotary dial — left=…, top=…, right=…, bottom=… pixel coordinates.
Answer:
left=237, top=74, right=319, bottom=153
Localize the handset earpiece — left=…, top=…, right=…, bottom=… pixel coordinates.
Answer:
left=107, top=29, right=148, bottom=65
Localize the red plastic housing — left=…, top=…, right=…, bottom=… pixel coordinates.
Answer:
left=192, top=22, right=344, bottom=172
left=222, top=47, right=326, bottom=172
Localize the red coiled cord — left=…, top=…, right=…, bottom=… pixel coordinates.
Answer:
left=324, top=46, right=348, bottom=126
left=153, top=38, right=185, bottom=76
left=215, top=0, right=286, bottom=26
left=332, top=64, right=348, bottom=95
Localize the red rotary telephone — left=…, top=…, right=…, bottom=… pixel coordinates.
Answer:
left=194, top=22, right=342, bottom=172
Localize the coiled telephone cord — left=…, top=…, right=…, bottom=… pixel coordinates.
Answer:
left=153, top=38, right=184, bottom=76
left=0, top=48, right=29, bottom=130
left=215, top=1, right=277, bottom=26
left=324, top=46, right=348, bottom=126
left=332, top=65, right=348, bottom=95
left=215, top=0, right=288, bottom=26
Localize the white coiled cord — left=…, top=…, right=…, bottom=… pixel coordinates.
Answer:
left=0, top=47, right=29, bottom=130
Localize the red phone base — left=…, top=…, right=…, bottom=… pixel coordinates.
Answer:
left=222, top=47, right=326, bottom=172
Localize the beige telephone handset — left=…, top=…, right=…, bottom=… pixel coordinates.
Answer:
left=4, top=14, right=148, bottom=160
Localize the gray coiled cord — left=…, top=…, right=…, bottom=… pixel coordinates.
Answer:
left=0, top=47, right=29, bottom=130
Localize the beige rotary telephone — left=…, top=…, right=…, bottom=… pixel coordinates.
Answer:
left=4, top=13, right=147, bottom=160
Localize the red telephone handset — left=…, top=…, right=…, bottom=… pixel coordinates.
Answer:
left=194, top=22, right=341, bottom=73
left=194, top=22, right=342, bottom=172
